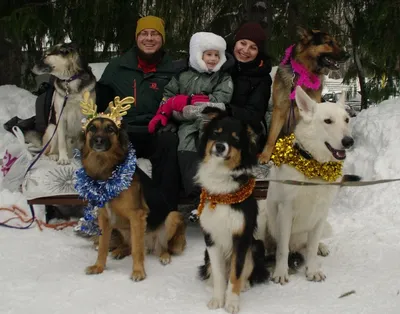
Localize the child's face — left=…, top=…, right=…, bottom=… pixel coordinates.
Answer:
left=202, top=50, right=220, bottom=70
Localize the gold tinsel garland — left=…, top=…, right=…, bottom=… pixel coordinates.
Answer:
left=271, top=134, right=343, bottom=182
left=197, top=178, right=256, bottom=217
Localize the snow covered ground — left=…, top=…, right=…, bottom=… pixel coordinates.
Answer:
left=1, top=83, right=400, bottom=314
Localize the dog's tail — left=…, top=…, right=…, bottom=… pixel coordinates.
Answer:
left=265, top=251, right=305, bottom=271
left=249, top=239, right=270, bottom=285
left=24, top=130, right=42, bottom=149
left=198, top=249, right=211, bottom=281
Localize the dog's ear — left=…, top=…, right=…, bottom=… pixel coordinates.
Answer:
left=240, top=124, right=258, bottom=168
left=247, top=125, right=257, bottom=146
left=201, top=106, right=224, bottom=129
left=337, top=90, right=347, bottom=108
left=246, top=125, right=258, bottom=163
left=197, top=108, right=221, bottom=159
left=202, top=107, right=223, bottom=120
left=295, top=86, right=315, bottom=122
left=118, top=127, right=130, bottom=153
left=79, top=130, right=87, bottom=147
left=297, top=27, right=312, bottom=41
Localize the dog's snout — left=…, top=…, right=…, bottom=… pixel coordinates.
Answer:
left=215, top=142, right=226, bottom=154
left=342, top=136, right=354, bottom=148
left=91, top=135, right=111, bottom=152
left=94, top=136, right=104, bottom=145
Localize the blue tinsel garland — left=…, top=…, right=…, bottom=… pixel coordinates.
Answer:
left=74, top=143, right=137, bottom=236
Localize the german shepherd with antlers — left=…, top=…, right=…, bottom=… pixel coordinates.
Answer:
left=79, top=94, right=186, bottom=281
left=259, top=27, right=350, bottom=164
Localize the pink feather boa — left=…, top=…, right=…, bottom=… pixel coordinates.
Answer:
left=281, top=44, right=321, bottom=100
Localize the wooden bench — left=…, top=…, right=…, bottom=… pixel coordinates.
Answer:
left=27, top=181, right=269, bottom=206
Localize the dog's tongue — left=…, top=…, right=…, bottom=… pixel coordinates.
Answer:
left=334, top=149, right=346, bottom=159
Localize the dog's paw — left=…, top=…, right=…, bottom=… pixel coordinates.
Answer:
left=159, top=252, right=171, bottom=265
left=85, top=264, right=104, bottom=275
left=318, top=243, right=330, bottom=257
left=224, top=298, right=240, bottom=314
left=241, top=280, right=251, bottom=292
left=306, top=268, right=326, bottom=282
left=207, top=297, right=225, bottom=310
left=131, top=269, right=146, bottom=282
left=272, top=268, right=289, bottom=285
left=49, top=154, right=59, bottom=162
left=111, top=247, right=130, bottom=260
left=258, top=151, right=271, bottom=165
left=57, top=156, right=70, bottom=165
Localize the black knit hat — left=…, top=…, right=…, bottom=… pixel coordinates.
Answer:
left=234, top=22, right=266, bottom=51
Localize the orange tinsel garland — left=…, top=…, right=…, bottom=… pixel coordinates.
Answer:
left=197, top=178, right=256, bottom=217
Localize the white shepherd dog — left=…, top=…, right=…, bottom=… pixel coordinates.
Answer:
left=258, top=85, right=356, bottom=284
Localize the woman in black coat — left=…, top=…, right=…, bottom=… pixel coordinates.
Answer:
left=188, top=23, right=273, bottom=222
left=227, top=22, right=272, bottom=151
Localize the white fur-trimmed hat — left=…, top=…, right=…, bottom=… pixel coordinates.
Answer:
left=189, top=32, right=227, bottom=73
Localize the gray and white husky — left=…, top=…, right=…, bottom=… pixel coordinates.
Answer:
left=258, top=86, right=355, bottom=284
left=32, top=43, right=96, bottom=164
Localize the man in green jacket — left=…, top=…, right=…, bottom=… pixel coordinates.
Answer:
left=96, top=15, right=183, bottom=211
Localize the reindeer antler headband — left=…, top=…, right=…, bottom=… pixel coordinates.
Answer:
left=80, top=91, right=135, bottom=130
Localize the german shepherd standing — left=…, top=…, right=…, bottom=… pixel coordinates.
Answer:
left=259, top=27, right=350, bottom=164
left=32, top=43, right=96, bottom=164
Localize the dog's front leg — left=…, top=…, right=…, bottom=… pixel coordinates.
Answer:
left=305, top=219, right=326, bottom=282
left=129, top=209, right=147, bottom=281
left=225, top=238, right=253, bottom=314
left=56, top=115, right=70, bottom=165
left=272, top=202, right=293, bottom=284
left=206, top=237, right=226, bottom=309
left=259, top=103, right=289, bottom=164
left=85, top=207, right=111, bottom=275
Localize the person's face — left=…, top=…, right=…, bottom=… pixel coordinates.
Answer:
left=233, top=39, right=258, bottom=63
left=202, top=50, right=220, bottom=70
left=136, top=29, right=163, bottom=55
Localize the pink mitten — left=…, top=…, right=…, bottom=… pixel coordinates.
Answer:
left=191, top=94, right=210, bottom=104
left=171, top=95, right=190, bottom=112
left=148, top=105, right=170, bottom=133
left=148, top=113, right=169, bottom=133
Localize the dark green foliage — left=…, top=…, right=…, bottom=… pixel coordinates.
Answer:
left=1, top=0, right=399, bottom=105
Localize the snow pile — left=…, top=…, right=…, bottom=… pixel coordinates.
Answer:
left=0, top=84, right=400, bottom=313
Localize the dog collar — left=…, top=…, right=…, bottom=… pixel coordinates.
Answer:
left=74, top=143, right=137, bottom=235
left=197, top=178, right=256, bottom=217
left=293, top=142, right=313, bottom=160
left=62, top=73, right=81, bottom=83
left=271, top=134, right=343, bottom=182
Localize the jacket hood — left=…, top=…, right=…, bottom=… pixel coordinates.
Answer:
left=189, top=32, right=227, bottom=73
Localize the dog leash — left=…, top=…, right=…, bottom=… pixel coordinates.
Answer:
left=259, top=177, right=400, bottom=187
left=286, top=74, right=297, bottom=134
left=2, top=93, right=68, bottom=230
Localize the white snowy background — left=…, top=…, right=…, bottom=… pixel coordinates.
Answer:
left=0, top=64, right=399, bottom=313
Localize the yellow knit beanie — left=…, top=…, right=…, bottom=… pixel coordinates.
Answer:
left=135, top=16, right=166, bottom=43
